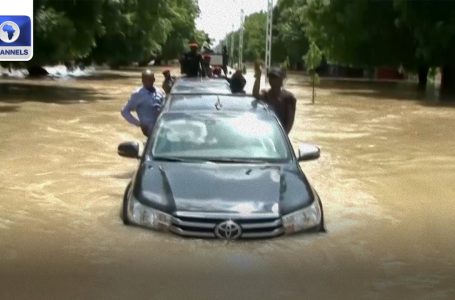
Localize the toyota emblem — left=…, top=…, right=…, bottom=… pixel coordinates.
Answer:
left=214, top=220, right=242, bottom=240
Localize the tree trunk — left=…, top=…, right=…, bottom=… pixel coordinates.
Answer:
left=64, top=61, right=75, bottom=72
left=440, top=65, right=455, bottom=100
left=312, top=75, right=315, bottom=104
left=417, top=66, right=429, bottom=90
left=154, top=57, right=162, bottom=66
left=27, top=66, right=49, bottom=77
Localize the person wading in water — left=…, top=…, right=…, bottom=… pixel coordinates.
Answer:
left=121, top=70, right=164, bottom=137
left=252, top=61, right=296, bottom=134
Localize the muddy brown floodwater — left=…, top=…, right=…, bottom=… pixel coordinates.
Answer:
left=1, top=68, right=454, bottom=299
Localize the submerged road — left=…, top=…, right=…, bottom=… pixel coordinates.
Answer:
left=1, top=69, right=454, bottom=299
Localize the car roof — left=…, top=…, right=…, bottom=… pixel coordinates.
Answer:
left=163, top=94, right=271, bottom=113
left=170, top=77, right=232, bottom=95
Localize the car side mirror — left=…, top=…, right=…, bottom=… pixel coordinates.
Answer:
left=298, top=143, right=320, bottom=162
left=118, top=142, right=140, bottom=159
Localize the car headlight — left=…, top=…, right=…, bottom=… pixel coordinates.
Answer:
left=128, top=196, right=172, bottom=230
left=282, top=199, right=322, bottom=234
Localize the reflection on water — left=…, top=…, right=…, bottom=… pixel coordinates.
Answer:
left=0, top=70, right=454, bottom=299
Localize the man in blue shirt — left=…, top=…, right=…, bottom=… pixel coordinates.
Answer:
left=121, top=70, right=165, bottom=137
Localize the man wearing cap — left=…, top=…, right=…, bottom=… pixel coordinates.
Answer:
left=180, top=43, right=203, bottom=77
left=162, top=69, right=176, bottom=94
left=121, top=70, right=165, bottom=137
left=252, top=61, right=296, bottom=134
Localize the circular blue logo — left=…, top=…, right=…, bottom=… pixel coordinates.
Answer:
left=0, top=21, right=21, bottom=43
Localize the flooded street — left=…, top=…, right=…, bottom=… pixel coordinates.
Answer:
left=1, top=69, right=454, bottom=299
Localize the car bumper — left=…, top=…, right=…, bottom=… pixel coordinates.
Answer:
left=126, top=196, right=322, bottom=240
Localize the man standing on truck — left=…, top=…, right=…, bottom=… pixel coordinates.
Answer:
left=222, top=45, right=229, bottom=75
left=180, top=42, right=203, bottom=77
left=252, top=61, right=296, bottom=134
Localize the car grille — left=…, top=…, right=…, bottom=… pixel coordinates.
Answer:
left=169, top=213, right=284, bottom=239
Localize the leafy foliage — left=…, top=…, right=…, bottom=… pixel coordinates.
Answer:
left=32, top=0, right=104, bottom=65
left=151, top=0, right=200, bottom=63
left=243, top=12, right=267, bottom=62
left=304, top=0, right=455, bottom=92
left=272, top=0, right=309, bottom=69
left=303, top=0, right=409, bottom=67
left=15, top=0, right=202, bottom=68
left=219, top=12, right=267, bottom=65
left=303, top=41, right=322, bottom=103
left=220, top=1, right=310, bottom=70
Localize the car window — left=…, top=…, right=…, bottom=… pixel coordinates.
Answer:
left=151, top=113, right=289, bottom=161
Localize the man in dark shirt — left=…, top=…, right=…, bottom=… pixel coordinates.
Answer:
left=252, top=62, right=296, bottom=134
left=212, top=68, right=246, bottom=93
left=229, top=69, right=247, bottom=93
left=162, top=69, right=176, bottom=94
left=180, top=43, right=203, bottom=77
left=222, top=45, right=229, bottom=75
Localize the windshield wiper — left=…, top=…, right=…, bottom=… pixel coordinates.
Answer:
left=154, top=156, right=206, bottom=163
left=154, top=156, right=273, bottom=164
left=206, top=158, right=270, bottom=164
left=154, top=156, right=187, bottom=162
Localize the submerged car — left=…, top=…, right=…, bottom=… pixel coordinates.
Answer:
left=118, top=111, right=324, bottom=240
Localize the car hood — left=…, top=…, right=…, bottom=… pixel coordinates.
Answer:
left=133, top=161, right=314, bottom=215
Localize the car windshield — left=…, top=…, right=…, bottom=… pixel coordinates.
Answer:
left=168, top=95, right=265, bottom=112
left=151, top=113, right=289, bottom=162
left=171, top=80, right=231, bottom=94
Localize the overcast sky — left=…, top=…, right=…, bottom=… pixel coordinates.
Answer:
left=195, top=0, right=270, bottom=44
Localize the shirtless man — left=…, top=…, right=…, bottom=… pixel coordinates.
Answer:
left=252, top=62, right=296, bottom=134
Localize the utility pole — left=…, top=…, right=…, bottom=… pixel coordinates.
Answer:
left=265, top=0, right=273, bottom=75
left=239, top=8, right=244, bottom=71
left=230, top=24, right=235, bottom=68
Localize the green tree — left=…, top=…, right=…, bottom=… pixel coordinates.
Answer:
left=221, top=30, right=240, bottom=67
left=303, top=0, right=406, bottom=67
left=394, top=0, right=455, bottom=93
left=220, top=13, right=267, bottom=64
left=304, top=0, right=455, bottom=96
left=90, top=0, right=175, bottom=67
left=243, top=12, right=267, bottom=62
left=272, top=0, right=309, bottom=70
left=11, top=0, right=201, bottom=71
left=304, top=41, right=322, bottom=104
left=28, top=0, right=104, bottom=72
left=159, top=0, right=200, bottom=63
left=218, top=13, right=266, bottom=64
left=220, top=1, right=310, bottom=69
